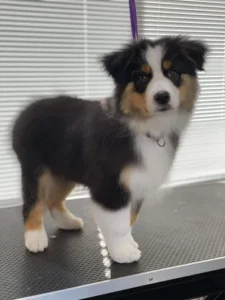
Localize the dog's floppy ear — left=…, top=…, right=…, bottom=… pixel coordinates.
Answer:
left=180, top=38, right=208, bottom=71
left=102, top=50, right=124, bottom=81
left=101, top=43, right=136, bottom=84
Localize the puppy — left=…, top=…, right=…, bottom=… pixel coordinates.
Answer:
left=12, top=36, right=207, bottom=263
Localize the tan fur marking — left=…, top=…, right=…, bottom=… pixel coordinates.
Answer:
left=44, top=171, right=75, bottom=211
left=179, top=74, right=198, bottom=111
left=24, top=172, right=48, bottom=232
left=24, top=201, right=44, bottom=231
left=120, top=167, right=139, bottom=226
left=41, top=171, right=83, bottom=230
left=130, top=208, right=139, bottom=226
left=141, top=64, right=151, bottom=73
left=121, top=83, right=149, bottom=118
left=163, top=60, right=172, bottom=70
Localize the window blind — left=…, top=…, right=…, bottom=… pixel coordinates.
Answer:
left=1, top=0, right=225, bottom=207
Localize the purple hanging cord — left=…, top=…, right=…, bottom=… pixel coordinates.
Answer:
left=129, top=0, right=138, bottom=40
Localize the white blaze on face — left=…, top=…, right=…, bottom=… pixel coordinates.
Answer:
left=145, top=45, right=180, bottom=113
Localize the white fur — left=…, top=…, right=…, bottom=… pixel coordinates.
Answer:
left=129, top=134, right=174, bottom=202
left=51, top=209, right=84, bottom=230
left=92, top=203, right=141, bottom=263
left=127, top=111, right=191, bottom=205
left=25, top=226, right=48, bottom=253
left=175, top=110, right=192, bottom=134
left=129, top=109, right=178, bottom=136
left=145, top=45, right=180, bottom=114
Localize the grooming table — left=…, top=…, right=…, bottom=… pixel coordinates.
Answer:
left=1, top=183, right=225, bottom=300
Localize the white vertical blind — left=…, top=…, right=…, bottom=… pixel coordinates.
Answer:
left=1, top=0, right=225, bottom=207
left=136, top=0, right=225, bottom=185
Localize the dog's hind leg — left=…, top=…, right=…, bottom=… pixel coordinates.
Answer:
left=45, top=171, right=84, bottom=230
left=22, top=166, right=48, bottom=253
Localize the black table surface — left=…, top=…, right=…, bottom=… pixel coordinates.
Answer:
left=1, top=183, right=225, bottom=300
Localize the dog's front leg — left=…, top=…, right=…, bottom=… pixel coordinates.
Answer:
left=92, top=203, right=141, bottom=264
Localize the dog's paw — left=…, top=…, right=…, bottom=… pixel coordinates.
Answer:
left=59, top=215, right=84, bottom=230
left=51, top=209, right=84, bottom=230
left=108, top=236, right=141, bottom=263
left=25, top=227, right=48, bottom=253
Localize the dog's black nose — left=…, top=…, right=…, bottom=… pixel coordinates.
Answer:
left=154, top=91, right=170, bottom=106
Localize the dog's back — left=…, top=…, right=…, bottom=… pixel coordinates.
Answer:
left=13, top=95, right=85, bottom=165
left=12, top=95, right=101, bottom=182
left=12, top=95, right=133, bottom=180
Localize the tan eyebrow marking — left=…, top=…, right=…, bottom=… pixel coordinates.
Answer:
left=163, top=60, right=172, bottom=70
left=141, top=64, right=151, bottom=73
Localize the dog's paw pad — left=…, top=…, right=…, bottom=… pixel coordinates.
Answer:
left=25, top=227, right=48, bottom=253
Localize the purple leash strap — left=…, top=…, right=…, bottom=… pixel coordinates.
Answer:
left=129, top=0, right=138, bottom=40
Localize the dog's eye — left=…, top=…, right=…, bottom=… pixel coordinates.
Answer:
left=133, top=71, right=150, bottom=93
left=167, top=70, right=179, bottom=81
left=138, top=74, right=149, bottom=84
left=133, top=71, right=149, bottom=83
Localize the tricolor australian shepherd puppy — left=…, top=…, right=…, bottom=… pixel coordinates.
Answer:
left=12, top=36, right=207, bottom=263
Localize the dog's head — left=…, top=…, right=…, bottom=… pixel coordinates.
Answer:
left=102, top=36, right=208, bottom=120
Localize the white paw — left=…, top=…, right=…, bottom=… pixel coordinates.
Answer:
left=51, top=209, right=84, bottom=230
left=108, top=236, right=141, bottom=263
left=25, top=227, right=48, bottom=253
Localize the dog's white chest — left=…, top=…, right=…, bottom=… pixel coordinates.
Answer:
left=129, top=134, right=174, bottom=201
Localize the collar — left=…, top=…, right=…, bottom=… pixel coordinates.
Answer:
left=146, top=133, right=165, bottom=147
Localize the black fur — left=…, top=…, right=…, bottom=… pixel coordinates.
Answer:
left=158, top=36, right=208, bottom=72
left=12, top=96, right=137, bottom=219
left=102, top=39, right=149, bottom=85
